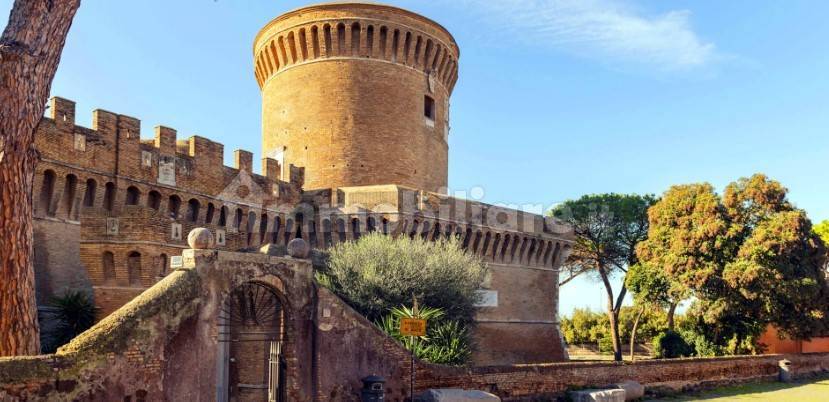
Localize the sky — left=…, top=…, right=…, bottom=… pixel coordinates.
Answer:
left=3, top=0, right=828, bottom=316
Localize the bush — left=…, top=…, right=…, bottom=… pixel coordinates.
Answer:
left=652, top=330, right=693, bottom=358
left=319, top=233, right=487, bottom=324
left=598, top=337, right=614, bottom=353
left=40, top=290, right=97, bottom=353
left=378, top=305, right=472, bottom=365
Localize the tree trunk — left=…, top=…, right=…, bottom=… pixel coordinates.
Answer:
left=629, top=305, right=645, bottom=362
left=0, top=0, right=80, bottom=356
left=597, top=266, right=623, bottom=361
left=667, top=302, right=677, bottom=331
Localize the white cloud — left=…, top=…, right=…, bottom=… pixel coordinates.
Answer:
left=452, top=0, right=716, bottom=70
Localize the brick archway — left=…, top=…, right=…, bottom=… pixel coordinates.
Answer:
left=217, top=281, right=288, bottom=402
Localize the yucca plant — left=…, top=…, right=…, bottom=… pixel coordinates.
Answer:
left=40, top=290, right=97, bottom=353
left=378, top=305, right=472, bottom=366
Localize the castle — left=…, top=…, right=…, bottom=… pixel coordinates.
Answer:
left=31, top=2, right=573, bottom=365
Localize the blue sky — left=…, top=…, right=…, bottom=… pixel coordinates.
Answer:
left=4, top=0, right=828, bottom=316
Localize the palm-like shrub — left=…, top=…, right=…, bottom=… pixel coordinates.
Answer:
left=40, top=290, right=97, bottom=353
left=319, top=233, right=487, bottom=324
left=378, top=305, right=472, bottom=365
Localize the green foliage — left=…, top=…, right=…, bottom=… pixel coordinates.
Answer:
left=636, top=174, right=829, bottom=355
left=814, top=220, right=829, bottom=246
left=560, top=306, right=667, bottom=346
left=40, top=290, right=98, bottom=353
left=652, top=330, right=693, bottom=359
left=320, top=233, right=487, bottom=324
left=378, top=305, right=471, bottom=365
left=552, top=193, right=656, bottom=360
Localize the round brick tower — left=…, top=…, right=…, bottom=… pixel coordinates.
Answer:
left=254, top=2, right=459, bottom=192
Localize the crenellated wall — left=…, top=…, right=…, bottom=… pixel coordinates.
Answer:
left=32, top=96, right=305, bottom=317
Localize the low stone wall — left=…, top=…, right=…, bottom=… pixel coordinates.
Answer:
left=416, top=353, right=829, bottom=401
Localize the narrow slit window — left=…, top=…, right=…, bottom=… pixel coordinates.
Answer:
left=424, top=95, right=436, bottom=121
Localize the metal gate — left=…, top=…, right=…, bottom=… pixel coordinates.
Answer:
left=219, top=282, right=286, bottom=402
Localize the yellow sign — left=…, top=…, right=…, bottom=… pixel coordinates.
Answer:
left=399, top=318, right=427, bottom=337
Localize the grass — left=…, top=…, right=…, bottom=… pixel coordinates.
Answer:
left=647, top=377, right=829, bottom=401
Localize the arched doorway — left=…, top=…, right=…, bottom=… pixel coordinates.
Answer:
left=218, top=282, right=286, bottom=402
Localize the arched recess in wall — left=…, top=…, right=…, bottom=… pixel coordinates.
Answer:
left=247, top=211, right=257, bottom=245
left=102, top=251, right=115, bottom=285
left=147, top=190, right=161, bottom=211
left=336, top=218, right=346, bottom=243
left=127, top=251, right=142, bottom=287
left=205, top=203, right=216, bottom=225
left=322, top=219, right=333, bottom=248
left=39, top=169, right=57, bottom=216
left=168, top=195, right=182, bottom=219
left=219, top=206, right=228, bottom=227
left=351, top=217, right=361, bottom=240
left=294, top=213, right=304, bottom=239
left=157, top=253, right=168, bottom=279
left=272, top=216, right=282, bottom=244
left=82, top=178, right=97, bottom=208
left=217, top=282, right=287, bottom=401
left=260, top=213, right=269, bottom=244
left=125, top=186, right=140, bottom=206
left=103, top=182, right=116, bottom=212
left=187, top=199, right=201, bottom=223
left=234, top=208, right=244, bottom=231
left=366, top=217, right=377, bottom=233
left=62, top=174, right=78, bottom=220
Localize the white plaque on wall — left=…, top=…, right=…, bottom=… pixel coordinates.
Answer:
left=171, top=222, right=182, bottom=240
left=158, top=156, right=176, bottom=186
left=73, top=134, right=86, bottom=151
left=474, top=290, right=498, bottom=308
left=105, top=218, right=119, bottom=236
left=141, top=151, right=153, bottom=168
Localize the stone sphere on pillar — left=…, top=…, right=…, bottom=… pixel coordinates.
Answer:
left=287, top=238, right=310, bottom=259
left=187, top=228, right=215, bottom=249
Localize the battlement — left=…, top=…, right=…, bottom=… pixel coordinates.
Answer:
left=41, top=96, right=289, bottom=186
left=253, top=2, right=459, bottom=92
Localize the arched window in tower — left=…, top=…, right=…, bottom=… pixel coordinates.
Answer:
left=103, top=182, right=116, bottom=212
left=298, top=29, right=308, bottom=60
left=127, top=251, right=142, bottom=287
left=39, top=170, right=56, bottom=216
left=168, top=195, right=181, bottom=219
left=403, top=31, right=412, bottom=64
left=311, top=25, right=320, bottom=58
left=102, top=251, right=115, bottom=285
left=125, top=186, right=140, bottom=206
left=391, top=29, right=400, bottom=63
left=379, top=26, right=388, bottom=58
left=323, top=24, right=332, bottom=57
left=336, top=23, right=346, bottom=55
left=147, top=190, right=161, bottom=211
left=187, top=198, right=200, bottom=222
left=351, top=22, right=361, bottom=55
left=62, top=174, right=78, bottom=219
left=413, top=35, right=423, bottom=66
left=366, top=25, right=374, bottom=57
left=83, top=178, right=97, bottom=208
left=287, top=31, right=298, bottom=63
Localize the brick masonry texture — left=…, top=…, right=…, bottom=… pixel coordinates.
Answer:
left=2, top=250, right=828, bottom=401
left=256, top=2, right=458, bottom=193
left=29, top=2, right=575, bottom=365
